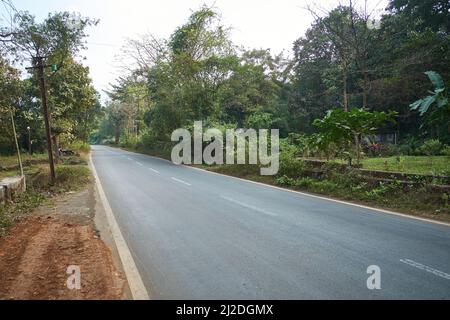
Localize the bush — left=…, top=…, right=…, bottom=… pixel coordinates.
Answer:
left=120, top=134, right=139, bottom=150
left=68, top=140, right=91, bottom=153
left=397, top=144, right=414, bottom=156
left=371, top=144, right=403, bottom=157
left=417, top=139, right=443, bottom=156
left=135, top=130, right=174, bottom=159
left=278, top=154, right=306, bottom=178
left=309, top=180, right=339, bottom=193
left=296, top=177, right=315, bottom=188
left=275, top=175, right=296, bottom=186
left=442, top=145, right=450, bottom=157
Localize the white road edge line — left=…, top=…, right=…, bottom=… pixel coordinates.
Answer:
left=171, top=177, right=191, bottom=186
left=400, top=259, right=450, bottom=280
left=149, top=168, right=160, bottom=174
left=89, top=154, right=150, bottom=300
left=105, top=146, right=450, bottom=228
left=221, top=196, right=278, bottom=217
left=187, top=167, right=450, bottom=227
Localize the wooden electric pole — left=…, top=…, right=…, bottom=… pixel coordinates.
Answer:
left=27, top=57, right=56, bottom=185
left=10, top=110, right=24, bottom=179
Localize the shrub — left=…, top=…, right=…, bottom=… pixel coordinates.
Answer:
left=275, top=175, right=296, bottom=186
left=398, top=144, right=414, bottom=156
left=120, top=134, right=139, bottom=150
left=417, top=139, right=443, bottom=156
left=278, top=153, right=306, bottom=178
left=68, top=140, right=91, bottom=153
left=442, top=145, right=450, bottom=157
left=309, top=180, right=339, bottom=193
left=296, top=177, right=314, bottom=188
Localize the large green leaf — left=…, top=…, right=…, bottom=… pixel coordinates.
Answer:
left=425, top=71, right=444, bottom=90
left=409, top=99, right=423, bottom=111
left=419, top=95, right=437, bottom=115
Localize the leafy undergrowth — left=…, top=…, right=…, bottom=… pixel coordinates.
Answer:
left=0, top=163, right=91, bottom=236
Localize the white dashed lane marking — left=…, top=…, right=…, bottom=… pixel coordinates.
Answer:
left=400, top=259, right=450, bottom=280
left=221, top=196, right=278, bottom=217
left=171, top=177, right=191, bottom=186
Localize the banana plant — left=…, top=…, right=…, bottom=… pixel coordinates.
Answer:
left=410, top=71, right=449, bottom=132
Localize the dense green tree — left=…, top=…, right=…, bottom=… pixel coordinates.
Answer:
left=1, top=10, right=101, bottom=156
left=46, top=57, right=100, bottom=145
left=0, top=55, right=22, bottom=154
left=388, top=0, right=450, bottom=33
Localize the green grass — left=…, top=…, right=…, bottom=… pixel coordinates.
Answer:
left=30, top=165, right=91, bottom=193
left=358, top=156, right=450, bottom=175
left=0, top=153, right=48, bottom=167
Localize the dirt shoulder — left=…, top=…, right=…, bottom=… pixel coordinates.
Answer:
left=0, top=174, right=128, bottom=300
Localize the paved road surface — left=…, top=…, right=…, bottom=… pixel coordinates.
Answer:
left=91, top=145, right=450, bottom=299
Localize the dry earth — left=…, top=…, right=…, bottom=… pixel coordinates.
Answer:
left=0, top=183, right=127, bottom=300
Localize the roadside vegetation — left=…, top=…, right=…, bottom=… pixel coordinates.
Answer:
left=96, top=1, right=450, bottom=221
left=345, top=156, right=450, bottom=176
left=1, top=1, right=450, bottom=223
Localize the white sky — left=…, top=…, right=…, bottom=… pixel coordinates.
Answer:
left=5, top=0, right=388, bottom=101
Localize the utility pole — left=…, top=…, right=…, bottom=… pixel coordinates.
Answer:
left=27, top=57, right=56, bottom=185
left=10, top=110, right=24, bottom=179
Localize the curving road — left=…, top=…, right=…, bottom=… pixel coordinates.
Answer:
left=91, top=145, right=450, bottom=299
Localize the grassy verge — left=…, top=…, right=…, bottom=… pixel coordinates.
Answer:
left=0, top=153, right=48, bottom=168
left=333, top=156, right=450, bottom=176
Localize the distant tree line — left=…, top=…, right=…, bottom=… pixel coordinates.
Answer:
left=96, top=0, right=449, bottom=151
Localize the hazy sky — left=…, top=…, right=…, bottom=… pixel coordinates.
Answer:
left=4, top=0, right=388, bottom=100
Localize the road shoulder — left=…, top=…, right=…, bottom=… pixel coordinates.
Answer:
left=0, top=180, right=127, bottom=300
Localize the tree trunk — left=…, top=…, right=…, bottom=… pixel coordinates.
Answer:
left=343, top=63, right=349, bottom=112
left=362, top=70, right=369, bottom=108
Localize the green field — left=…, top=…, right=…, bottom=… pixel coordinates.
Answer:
left=347, top=156, right=450, bottom=175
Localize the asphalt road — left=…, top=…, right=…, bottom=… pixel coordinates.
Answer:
left=91, top=145, right=450, bottom=299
